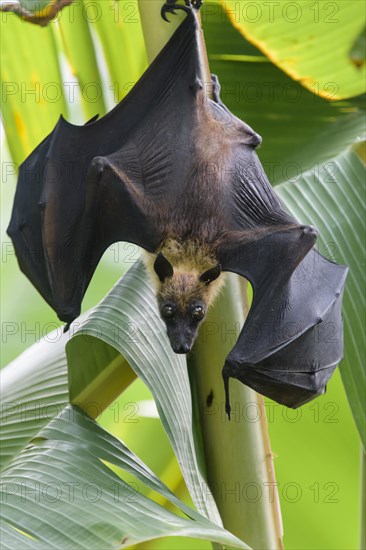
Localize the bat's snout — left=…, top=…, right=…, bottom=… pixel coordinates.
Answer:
left=173, top=343, right=192, bottom=355
left=164, top=317, right=199, bottom=356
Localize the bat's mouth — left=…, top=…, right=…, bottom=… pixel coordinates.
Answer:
left=172, top=344, right=192, bottom=354
left=166, top=326, right=197, bottom=355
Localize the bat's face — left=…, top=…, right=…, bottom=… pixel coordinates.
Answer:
left=153, top=252, right=222, bottom=354
left=159, top=298, right=207, bottom=354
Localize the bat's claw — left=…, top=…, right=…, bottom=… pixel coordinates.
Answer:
left=225, top=401, right=231, bottom=421
left=222, top=368, right=231, bottom=421
left=211, top=74, right=222, bottom=103
left=161, top=0, right=202, bottom=21
left=300, top=224, right=318, bottom=244
left=161, top=5, right=176, bottom=22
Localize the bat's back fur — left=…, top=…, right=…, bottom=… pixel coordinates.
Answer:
left=142, top=104, right=235, bottom=311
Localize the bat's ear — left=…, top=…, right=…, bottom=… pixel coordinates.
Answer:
left=199, top=264, right=222, bottom=285
left=154, top=253, right=174, bottom=283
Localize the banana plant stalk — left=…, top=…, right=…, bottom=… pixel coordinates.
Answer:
left=361, top=449, right=366, bottom=550
left=138, top=1, right=283, bottom=548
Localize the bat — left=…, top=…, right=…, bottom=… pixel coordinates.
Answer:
left=7, top=0, right=348, bottom=417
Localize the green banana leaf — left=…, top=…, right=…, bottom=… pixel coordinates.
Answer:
left=202, top=1, right=365, bottom=184
left=0, top=405, right=247, bottom=549
left=0, top=0, right=147, bottom=164
left=57, top=0, right=107, bottom=119
left=0, top=13, right=66, bottom=163
left=221, top=0, right=366, bottom=99
left=0, top=323, right=247, bottom=549
left=84, top=0, right=148, bottom=102
left=66, top=261, right=223, bottom=525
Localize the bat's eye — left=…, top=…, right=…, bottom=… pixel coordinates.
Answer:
left=192, top=306, right=205, bottom=321
left=161, top=305, right=175, bottom=319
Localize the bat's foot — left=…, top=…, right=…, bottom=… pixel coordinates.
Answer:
left=161, top=0, right=202, bottom=22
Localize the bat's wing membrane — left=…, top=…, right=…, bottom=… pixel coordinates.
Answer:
left=7, top=134, right=55, bottom=308
left=218, top=142, right=348, bottom=410
left=7, top=9, right=204, bottom=325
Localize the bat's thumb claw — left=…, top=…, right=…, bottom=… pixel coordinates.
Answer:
left=300, top=224, right=318, bottom=239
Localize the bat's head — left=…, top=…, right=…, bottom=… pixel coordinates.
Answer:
left=154, top=252, right=222, bottom=354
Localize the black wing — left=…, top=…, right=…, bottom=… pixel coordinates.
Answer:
left=205, top=73, right=348, bottom=413
left=7, top=6, right=205, bottom=325
left=215, top=133, right=348, bottom=413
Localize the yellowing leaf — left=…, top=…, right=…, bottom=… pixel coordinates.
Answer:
left=222, top=0, right=366, bottom=99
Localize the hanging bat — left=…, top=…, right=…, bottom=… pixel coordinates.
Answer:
left=7, top=0, right=348, bottom=416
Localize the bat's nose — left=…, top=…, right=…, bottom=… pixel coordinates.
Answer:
left=173, top=343, right=191, bottom=354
